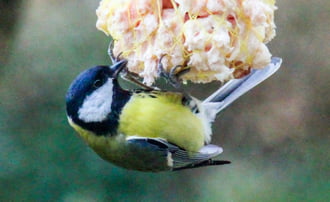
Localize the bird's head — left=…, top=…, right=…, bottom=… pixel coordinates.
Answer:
left=66, top=60, right=130, bottom=135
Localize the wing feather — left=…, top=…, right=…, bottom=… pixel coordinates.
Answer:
left=126, top=137, right=229, bottom=170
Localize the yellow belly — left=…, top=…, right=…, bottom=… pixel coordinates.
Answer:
left=118, top=91, right=205, bottom=152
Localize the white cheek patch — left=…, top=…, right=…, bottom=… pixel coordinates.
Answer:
left=78, top=79, right=113, bottom=123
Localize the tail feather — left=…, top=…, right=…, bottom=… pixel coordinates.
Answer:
left=202, top=57, right=282, bottom=121
left=173, top=159, right=231, bottom=171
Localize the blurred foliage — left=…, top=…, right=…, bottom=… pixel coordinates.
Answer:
left=0, top=0, right=22, bottom=64
left=0, top=0, right=329, bottom=201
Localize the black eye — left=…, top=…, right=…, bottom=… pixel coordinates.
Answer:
left=93, top=79, right=103, bottom=88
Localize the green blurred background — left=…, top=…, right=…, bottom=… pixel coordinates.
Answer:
left=0, top=0, right=329, bottom=201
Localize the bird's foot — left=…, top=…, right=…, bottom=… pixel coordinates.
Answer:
left=157, top=55, right=190, bottom=89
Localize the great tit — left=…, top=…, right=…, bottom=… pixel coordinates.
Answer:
left=65, top=56, right=282, bottom=172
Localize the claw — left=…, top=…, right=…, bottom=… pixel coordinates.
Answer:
left=157, top=56, right=190, bottom=89
left=169, top=65, right=183, bottom=77
left=108, top=40, right=116, bottom=63
left=169, top=64, right=190, bottom=87
left=157, top=54, right=167, bottom=77
left=157, top=56, right=192, bottom=103
left=108, top=40, right=123, bottom=64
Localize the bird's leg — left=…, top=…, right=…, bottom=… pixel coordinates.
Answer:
left=158, top=55, right=190, bottom=90
left=157, top=55, right=192, bottom=103
left=168, top=65, right=190, bottom=89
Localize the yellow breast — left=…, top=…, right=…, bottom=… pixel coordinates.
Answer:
left=118, top=91, right=205, bottom=152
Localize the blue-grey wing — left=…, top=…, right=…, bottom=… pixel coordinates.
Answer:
left=126, top=137, right=230, bottom=171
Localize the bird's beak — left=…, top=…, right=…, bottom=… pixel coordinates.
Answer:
left=111, top=59, right=128, bottom=79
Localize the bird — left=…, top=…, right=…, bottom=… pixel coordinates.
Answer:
left=65, top=49, right=282, bottom=172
